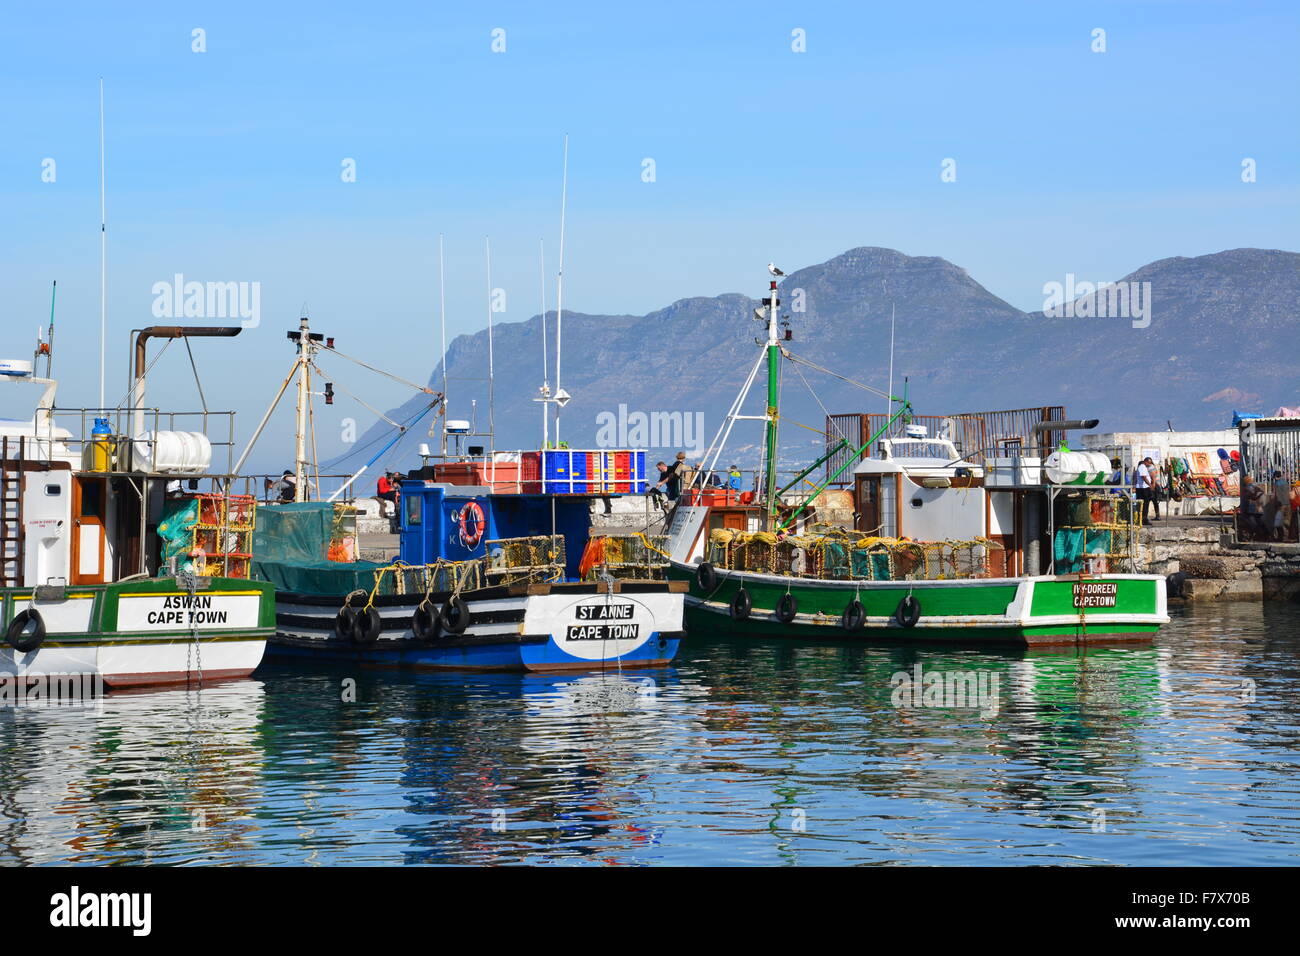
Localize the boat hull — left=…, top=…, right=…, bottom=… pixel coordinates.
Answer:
left=0, top=578, right=275, bottom=687
left=268, top=580, right=686, bottom=671
left=670, top=561, right=1167, bottom=646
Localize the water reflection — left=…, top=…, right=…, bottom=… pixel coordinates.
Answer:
left=0, top=602, right=1297, bottom=865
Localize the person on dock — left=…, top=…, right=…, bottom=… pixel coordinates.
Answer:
left=652, top=454, right=685, bottom=503
left=376, top=472, right=399, bottom=518
left=1270, top=471, right=1292, bottom=542
left=1135, top=457, right=1157, bottom=524
left=727, top=465, right=743, bottom=491
left=1239, top=475, right=1267, bottom=540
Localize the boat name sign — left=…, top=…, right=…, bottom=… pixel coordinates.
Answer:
left=1072, top=581, right=1117, bottom=608
left=567, top=602, right=638, bottom=641
left=118, top=592, right=262, bottom=630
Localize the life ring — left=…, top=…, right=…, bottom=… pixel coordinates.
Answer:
left=6, top=608, right=45, bottom=653
left=458, top=501, right=486, bottom=549
left=775, top=592, right=798, bottom=624
left=729, top=588, right=751, bottom=621
left=440, top=595, right=470, bottom=634
left=841, top=599, right=865, bottom=631
left=353, top=606, right=383, bottom=644
left=697, top=562, right=718, bottom=591
left=895, top=595, right=921, bottom=629
left=412, top=600, right=441, bottom=641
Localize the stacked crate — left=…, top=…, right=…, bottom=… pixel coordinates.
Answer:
left=190, top=493, right=255, bottom=579
left=521, top=450, right=647, bottom=494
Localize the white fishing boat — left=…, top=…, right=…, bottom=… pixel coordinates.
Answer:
left=1, top=328, right=274, bottom=688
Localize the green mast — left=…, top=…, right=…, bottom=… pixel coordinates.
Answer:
left=763, top=277, right=781, bottom=527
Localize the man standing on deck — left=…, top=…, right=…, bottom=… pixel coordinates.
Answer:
left=652, top=454, right=685, bottom=502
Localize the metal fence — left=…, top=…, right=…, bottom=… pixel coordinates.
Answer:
left=824, top=406, right=1068, bottom=486
left=1240, top=418, right=1300, bottom=485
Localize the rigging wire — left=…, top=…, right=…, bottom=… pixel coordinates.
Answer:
left=789, top=356, right=849, bottom=444
left=309, top=360, right=401, bottom=428
left=112, top=338, right=173, bottom=413
left=183, top=337, right=208, bottom=414
left=320, top=398, right=437, bottom=470
left=784, top=349, right=896, bottom=402
left=318, top=342, right=438, bottom=395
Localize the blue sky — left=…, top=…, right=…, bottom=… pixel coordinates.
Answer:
left=1, top=1, right=1296, bottom=469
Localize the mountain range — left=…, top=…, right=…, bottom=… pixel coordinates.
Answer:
left=330, top=246, right=1300, bottom=472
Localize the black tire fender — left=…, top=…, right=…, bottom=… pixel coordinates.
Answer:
left=729, top=588, right=751, bottom=621
left=841, top=599, right=865, bottom=631
left=412, top=600, right=441, bottom=641
left=353, top=606, right=383, bottom=644
left=895, top=595, right=921, bottom=629
left=775, top=592, right=798, bottom=624
left=696, top=561, right=718, bottom=591
left=334, top=605, right=359, bottom=642
left=7, top=608, right=45, bottom=653
left=440, top=595, right=470, bottom=634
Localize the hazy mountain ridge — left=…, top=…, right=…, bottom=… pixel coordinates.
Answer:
left=333, top=246, right=1300, bottom=473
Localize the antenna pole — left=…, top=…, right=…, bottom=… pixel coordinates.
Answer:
left=438, top=233, right=448, bottom=455
left=485, top=236, right=495, bottom=456
left=540, top=237, right=549, bottom=448
left=46, top=280, right=57, bottom=378
left=554, top=134, right=568, bottom=444
left=98, top=78, right=106, bottom=411
left=293, top=315, right=311, bottom=501
left=885, top=281, right=895, bottom=445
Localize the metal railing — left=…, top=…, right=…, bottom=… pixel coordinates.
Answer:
left=824, top=406, right=1068, bottom=486
left=32, top=405, right=238, bottom=476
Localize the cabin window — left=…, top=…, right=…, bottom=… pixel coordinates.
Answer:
left=80, top=481, right=105, bottom=518
left=405, top=495, right=421, bottom=526
left=44, top=484, right=62, bottom=496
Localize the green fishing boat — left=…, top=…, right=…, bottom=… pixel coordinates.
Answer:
left=663, top=264, right=1167, bottom=647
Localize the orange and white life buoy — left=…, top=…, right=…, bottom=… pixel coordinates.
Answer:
left=458, top=501, right=486, bottom=549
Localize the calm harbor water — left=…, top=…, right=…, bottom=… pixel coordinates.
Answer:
left=3, top=602, right=1299, bottom=866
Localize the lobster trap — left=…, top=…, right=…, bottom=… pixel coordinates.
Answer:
left=708, top=528, right=1002, bottom=581
left=183, top=493, right=256, bottom=579
left=372, top=560, right=485, bottom=597
left=579, top=533, right=669, bottom=581
left=1052, top=492, right=1140, bottom=573
left=484, top=535, right=566, bottom=585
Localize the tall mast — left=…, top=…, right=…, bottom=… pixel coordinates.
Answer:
left=763, top=278, right=781, bottom=527
left=438, top=233, right=448, bottom=456
left=539, top=238, right=549, bottom=448
left=485, top=236, right=495, bottom=455
left=554, top=134, right=568, bottom=444
left=293, top=314, right=311, bottom=500
left=98, top=78, right=106, bottom=411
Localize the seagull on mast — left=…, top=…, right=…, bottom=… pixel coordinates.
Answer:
left=767, top=262, right=786, bottom=277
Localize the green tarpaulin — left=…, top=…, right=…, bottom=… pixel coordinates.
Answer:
left=251, top=502, right=385, bottom=596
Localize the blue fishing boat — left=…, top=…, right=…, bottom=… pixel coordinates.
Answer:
left=258, top=485, right=684, bottom=671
